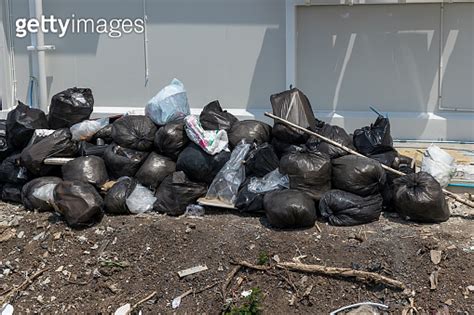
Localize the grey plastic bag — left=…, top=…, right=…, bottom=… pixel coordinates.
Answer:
left=205, top=142, right=251, bottom=205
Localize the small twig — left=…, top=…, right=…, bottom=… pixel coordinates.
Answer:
left=315, top=223, right=322, bottom=233
left=280, top=270, right=299, bottom=297
left=278, top=262, right=405, bottom=290
left=222, top=265, right=241, bottom=297
left=130, top=291, right=157, bottom=313
left=195, top=281, right=220, bottom=294
left=232, top=261, right=272, bottom=271
left=0, top=268, right=48, bottom=305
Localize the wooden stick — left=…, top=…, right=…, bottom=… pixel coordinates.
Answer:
left=277, top=262, right=405, bottom=290
left=0, top=268, right=48, bottom=305
left=131, top=291, right=156, bottom=312
left=265, top=112, right=474, bottom=209
left=233, top=261, right=271, bottom=271
left=222, top=265, right=241, bottom=297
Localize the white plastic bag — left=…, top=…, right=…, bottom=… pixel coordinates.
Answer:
left=185, top=115, right=229, bottom=155
left=125, top=184, right=157, bottom=214
left=70, top=118, right=109, bottom=141
left=145, top=78, right=190, bottom=125
left=421, top=145, right=456, bottom=188
left=248, top=169, right=290, bottom=193
left=206, top=142, right=251, bottom=204
left=32, top=183, right=57, bottom=203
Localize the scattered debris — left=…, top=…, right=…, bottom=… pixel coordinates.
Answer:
left=0, top=229, right=15, bottom=243
left=177, top=265, right=208, bottom=278
left=329, top=302, right=388, bottom=315
left=429, top=270, right=439, bottom=290
left=172, top=289, right=192, bottom=309
left=430, top=250, right=442, bottom=265
left=113, top=303, right=131, bottom=315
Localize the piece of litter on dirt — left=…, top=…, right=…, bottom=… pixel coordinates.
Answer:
left=172, top=289, right=192, bottom=309
left=114, top=303, right=131, bottom=315
left=0, top=304, right=14, bottom=315
left=430, top=250, right=442, bottom=265
left=0, top=229, right=16, bottom=243
left=241, top=290, right=252, bottom=297
left=55, top=266, right=64, bottom=272
left=273, top=255, right=281, bottom=263
left=429, top=270, right=439, bottom=290
left=33, top=231, right=46, bottom=241
left=467, top=285, right=474, bottom=292
left=444, top=299, right=454, bottom=306
left=17, top=231, right=24, bottom=239
left=330, top=302, right=388, bottom=315
left=446, top=244, right=456, bottom=250
left=177, top=265, right=208, bottom=278
left=53, top=232, right=61, bottom=240
left=90, top=243, right=99, bottom=250
left=77, top=235, right=88, bottom=243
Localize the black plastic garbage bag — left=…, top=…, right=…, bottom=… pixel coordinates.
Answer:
left=279, top=152, right=331, bottom=200
left=6, top=101, right=49, bottom=149
left=111, top=115, right=157, bottom=151
left=0, top=153, right=30, bottom=185
left=319, top=190, right=383, bottom=226
left=332, top=155, right=386, bottom=197
left=0, top=120, right=12, bottom=160
left=154, top=119, right=189, bottom=160
left=62, top=156, right=109, bottom=187
left=307, top=123, right=355, bottom=158
left=270, top=88, right=317, bottom=144
left=153, top=171, right=207, bottom=216
left=271, top=138, right=305, bottom=157
left=104, top=177, right=137, bottom=215
left=368, top=149, right=400, bottom=169
left=53, top=181, right=104, bottom=227
left=48, top=88, right=94, bottom=129
left=235, top=179, right=264, bottom=213
left=353, top=115, right=393, bottom=155
left=263, top=189, right=316, bottom=229
left=272, top=123, right=309, bottom=144
left=382, top=164, right=415, bottom=211
left=200, top=100, right=239, bottom=131
left=392, top=172, right=449, bottom=223
left=79, top=141, right=108, bottom=157
left=21, top=177, right=62, bottom=212
left=244, top=143, right=279, bottom=177
left=20, top=128, right=78, bottom=176
left=176, top=143, right=231, bottom=184
left=1, top=184, right=22, bottom=203
left=92, top=124, right=114, bottom=144
left=135, top=152, right=176, bottom=189
left=103, top=144, right=148, bottom=178
left=228, top=120, right=272, bottom=148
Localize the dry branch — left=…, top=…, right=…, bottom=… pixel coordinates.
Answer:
left=278, top=262, right=405, bottom=290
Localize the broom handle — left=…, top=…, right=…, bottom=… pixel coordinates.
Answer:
left=265, top=112, right=474, bottom=208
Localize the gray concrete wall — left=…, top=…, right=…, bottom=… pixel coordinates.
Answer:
left=9, top=0, right=286, bottom=113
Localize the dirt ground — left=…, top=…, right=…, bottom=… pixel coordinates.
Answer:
left=0, top=201, right=473, bottom=314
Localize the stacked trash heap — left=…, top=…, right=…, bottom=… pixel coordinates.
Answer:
left=0, top=79, right=450, bottom=229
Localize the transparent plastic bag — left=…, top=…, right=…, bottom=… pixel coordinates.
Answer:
left=184, top=115, right=229, bottom=155
left=70, top=118, right=109, bottom=141
left=421, top=145, right=456, bottom=188
left=145, top=78, right=190, bottom=125
left=248, top=169, right=289, bottom=193
left=206, top=142, right=251, bottom=204
left=125, top=184, right=157, bottom=214
left=184, top=204, right=205, bottom=217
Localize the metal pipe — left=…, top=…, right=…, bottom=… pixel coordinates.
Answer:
left=265, top=111, right=474, bottom=208
left=34, top=0, right=48, bottom=111
left=143, top=0, right=149, bottom=87
left=5, top=0, right=17, bottom=108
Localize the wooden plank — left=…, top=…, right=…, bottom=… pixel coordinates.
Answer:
left=177, top=265, right=208, bottom=278
left=197, top=197, right=236, bottom=210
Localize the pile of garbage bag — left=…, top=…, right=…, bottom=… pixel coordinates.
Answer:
left=0, top=82, right=451, bottom=230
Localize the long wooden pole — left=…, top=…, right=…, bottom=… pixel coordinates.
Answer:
left=265, top=112, right=474, bottom=208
